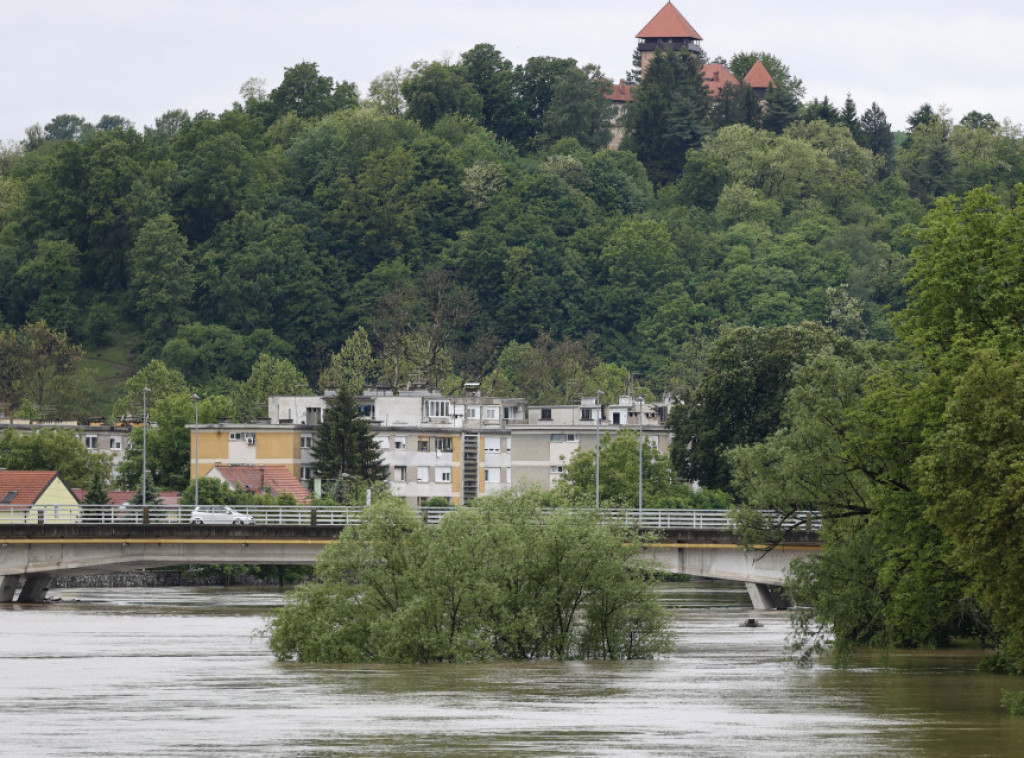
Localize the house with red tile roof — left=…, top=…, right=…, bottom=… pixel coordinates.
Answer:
left=0, top=470, right=81, bottom=523
left=703, top=62, right=740, bottom=97
left=207, top=464, right=311, bottom=504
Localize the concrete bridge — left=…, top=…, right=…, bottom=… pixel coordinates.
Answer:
left=0, top=506, right=819, bottom=608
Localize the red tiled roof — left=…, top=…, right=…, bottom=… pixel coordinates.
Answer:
left=0, top=470, right=77, bottom=505
left=107, top=490, right=135, bottom=505
left=604, top=79, right=635, bottom=103
left=636, top=2, right=701, bottom=40
left=743, top=59, right=775, bottom=89
left=210, top=465, right=311, bottom=504
left=703, top=63, right=740, bottom=97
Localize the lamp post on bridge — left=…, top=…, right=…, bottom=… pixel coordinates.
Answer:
left=191, top=394, right=200, bottom=507
left=637, top=395, right=645, bottom=517
left=594, top=389, right=603, bottom=509
left=141, top=386, right=150, bottom=507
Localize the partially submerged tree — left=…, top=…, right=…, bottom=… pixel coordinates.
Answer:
left=266, top=490, right=671, bottom=663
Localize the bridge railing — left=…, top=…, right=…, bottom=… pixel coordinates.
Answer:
left=14, top=504, right=820, bottom=531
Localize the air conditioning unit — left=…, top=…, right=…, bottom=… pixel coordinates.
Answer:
left=245, top=435, right=256, bottom=446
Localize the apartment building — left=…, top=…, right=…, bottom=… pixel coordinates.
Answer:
left=191, top=387, right=671, bottom=507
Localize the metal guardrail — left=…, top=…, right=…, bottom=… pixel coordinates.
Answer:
left=6, top=505, right=821, bottom=531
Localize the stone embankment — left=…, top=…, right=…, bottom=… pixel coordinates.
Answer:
left=52, top=569, right=307, bottom=588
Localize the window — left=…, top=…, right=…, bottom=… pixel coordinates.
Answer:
left=435, top=466, right=452, bottom=483
left=376, top=435, right=390, bottom=449
left=550, top=434, right=565, bottom=442
left=465, top=406, right=479, bottom=419
left=540, top=408, right=552, bottom=420
left=394, top=436, right=407, bottom=450
left=417, top=466, right=430, bottom=483
left=484, top=436, right=501, bottom=453
left=567, top=434, right=579, bottom=442
left=394, top=466, right=407, bottom=482
left=484, top=406, right=499, bottom=420
left=581, top=408, right=593, bottom=421
left=418, top=438, right=430, bottom=452
left=229, top=432, right=243, bottom=441
left=358, top=403, right=375, bottom=418
left=109, top=438, right=122, bottom=450
left=435, top=436, right=453, bottom=452
left=550, top=465, right=564, bottom=475
left=300, top=466, right=315, bottom=480
left=426, top=400, right=450, bottom=418
left=300, top=434, right=313, bottom=449
left=84, top=435, right=98, bottom=450
left=484, top=467, right=501, bottom=483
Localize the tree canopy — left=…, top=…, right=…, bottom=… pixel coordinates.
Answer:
left=266, top=490, right=671, bottom=663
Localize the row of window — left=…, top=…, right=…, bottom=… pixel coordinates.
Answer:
left=83, top=435, right=122, bottom=450
left=392, top=466, right=510, bottom=484
left=427, top=401, right=525, bottom=421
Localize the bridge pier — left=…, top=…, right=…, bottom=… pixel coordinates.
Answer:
left=745, top=582, right=790, bottom=611
left=17, top=574, right=52, bottom=603
left=0, top=574, right=19, bottom=603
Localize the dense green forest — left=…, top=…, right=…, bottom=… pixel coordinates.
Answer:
left=4, top=43, right=1024, bottom=673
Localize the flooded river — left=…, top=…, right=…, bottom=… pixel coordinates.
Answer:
left=2, top=580, right=1022, bottom=756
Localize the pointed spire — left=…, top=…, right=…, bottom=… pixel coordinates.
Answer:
left=636, top=2, right=702, bottom=41
left=743, top=60, right=775, bottom=89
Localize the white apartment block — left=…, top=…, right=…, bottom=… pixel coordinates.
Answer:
left=260, top=387, right=672, bottom=506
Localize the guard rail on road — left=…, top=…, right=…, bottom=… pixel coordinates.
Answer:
left=5, top=504, right=821, bottom=531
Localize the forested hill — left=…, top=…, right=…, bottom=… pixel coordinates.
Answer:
left=2, top=48, right=1023, bottom=419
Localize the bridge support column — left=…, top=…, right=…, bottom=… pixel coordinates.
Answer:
left=0, top=574, right=20, bottom=603
left=745, top=582, right=789, bottom=610
left=18, top=574, right=52, bottom=603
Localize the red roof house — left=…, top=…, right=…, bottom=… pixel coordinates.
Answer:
left=208, top=465, right=311, bottom=504
left=0, top=470, right=81, bottom=523
left=702, top=62, right=740, bottom=97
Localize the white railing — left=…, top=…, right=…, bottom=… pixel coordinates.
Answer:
left=11, top=505, right=821, bottom=531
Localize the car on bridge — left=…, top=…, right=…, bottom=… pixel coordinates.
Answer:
left=188, top=505, right=255, bottom=526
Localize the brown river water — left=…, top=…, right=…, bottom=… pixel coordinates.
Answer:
left=2, top=580, right=1023, bottom=757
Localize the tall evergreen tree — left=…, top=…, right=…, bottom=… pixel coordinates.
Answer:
left=312, top=390, right=388, bottom=493
left=624, top=50, right=711, bottom=185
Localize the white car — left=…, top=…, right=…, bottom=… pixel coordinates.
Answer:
left=188, top=504, right=255, bottom=525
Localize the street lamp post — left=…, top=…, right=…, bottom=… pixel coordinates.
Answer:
left=191, top=394, right=200, bottom=507
left=594, top=389, right=604, bottom=509
left=141, top=386, right=150, bottom=507
left=637, top=395, right=645, bottom=517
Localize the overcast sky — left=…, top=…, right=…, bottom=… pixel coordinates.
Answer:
left=3, top=1, right=1023, bottom=144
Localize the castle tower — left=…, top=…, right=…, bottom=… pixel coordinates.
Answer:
left=742, top=59, right=776, bottom=99
left=635, top=2, right=703, bottom=74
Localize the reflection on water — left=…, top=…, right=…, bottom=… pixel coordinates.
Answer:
left=2, top=580, right=1023, bottom=757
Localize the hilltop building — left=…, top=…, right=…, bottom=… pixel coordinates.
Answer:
left=607, top=2, right=776, bottom=147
